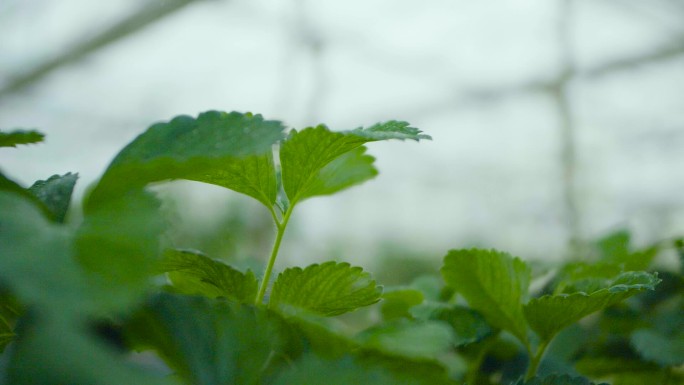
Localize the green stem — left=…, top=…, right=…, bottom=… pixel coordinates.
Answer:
left=525, top=339, right=551, bottom=380
left=465, top=336, right=497, bottom=385
left=255, top=205, right=294, bottom=305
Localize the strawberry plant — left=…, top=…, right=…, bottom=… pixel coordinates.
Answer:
left=0, top=112, right=681, bottom=385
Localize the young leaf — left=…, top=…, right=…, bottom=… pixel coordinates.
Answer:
left=523, top=271, right=660, bottom=341
left=280, top=122, right=429, bottom=205
left=161, top=249, right=258, bottom=303
left=631, top=329, right=684, bottom=367
left=356, top=319, right=455, bottom=360
left=88, top=111, right=285, bottom=205
left=0, top=129, right=44, bottom=147
left=441, top=249, right=531, bottom=343
left=188, top=152, right=277, bottom=208
left=28, top=173, right=78, bottom=223
left=269, top=261, right=382, bottom=316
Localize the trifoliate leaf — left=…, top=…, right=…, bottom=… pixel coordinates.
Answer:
left=279, top=122, right=429, bottom=205
left=631, top=329, right=684, bottom=367
left=380, top=287, right=424, bottom=320
left=126, top=293, right=294, bottom=385
left=28, top=173, right=78, bottom=223
left=513, top=374, right=608, bottom=385
left=270, top=261, right=382, bottom=316
left=76, top=189, right=166, bottom=312
left=88, top=111, right=285, bottom=206
left=356, top=319, right=455, bottom=360
left=441, top=249, right=531, bottom=343
left=0, top=129, right=44, bottom=147
left=523, top=271, right=660, bottom=341
left=189, top=152, right=277, bottom=208
left=161, top=249, right=258, bottom=303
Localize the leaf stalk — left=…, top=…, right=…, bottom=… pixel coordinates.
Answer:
left=255, top=205, right=294, bottom=305
left=525, top=338, right=551, bottom=380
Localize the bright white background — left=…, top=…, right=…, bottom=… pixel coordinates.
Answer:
left=1, top=0, right=683, bottom=267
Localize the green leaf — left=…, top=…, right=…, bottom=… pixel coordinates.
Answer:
left=28, top=173, right=78, bottom=223
left=631, top=329, right=684, bottom=367
left=574, top=357, right=659, bottom=377
left=303, top=146, right=378, bottom=198
left=269, top=261, right=382, bottom=316
left=513, top=374, right=608, bottom=385
left=523, top=271, right=660, bottom=341
left=356, top=319, right=455, bottom=360
left=380, top=287, right=424, bottom=320
left=427, top=305, right=495, bottom=346
left=278, top=312, right=356, bottom=359
left=0, top=171, right=55, bottom=220
left=594, top=229, right=657, bottom=271
left=272, top=351, right=454, bottom=385
left=280, top=122, right=429, bottom=204
left=189, top=152, right=277, bottom=208
left=7, top=317, right=175, bottom=385
left=0, top=191, right=90, bottom=313
left=0, top=129, right=44, bottom=147
left=441, top=249, right=531, bottom=343
left=126, top=293, right=294, bottom=385
left=88, top=111, right=285, bottom=205
left=76, top=189, right=166, bottom=312
left=0, top=312, right=14, bottom=352
left=0, top=191, right=172, bottom=384
left=610, top=372, right=684, bottom=385
left=161, top=249, right=258, bottom=303
left=349, top=121, right=432, bottom=141
left=0, top=331, right=14, bottom=352
left=271, top=354, right=398, bottom=385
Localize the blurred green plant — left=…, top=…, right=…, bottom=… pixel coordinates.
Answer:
left=0, top=115, right=679, bottom=385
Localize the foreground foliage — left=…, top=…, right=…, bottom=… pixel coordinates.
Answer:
left=0, top=113, right=681, bottom=384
